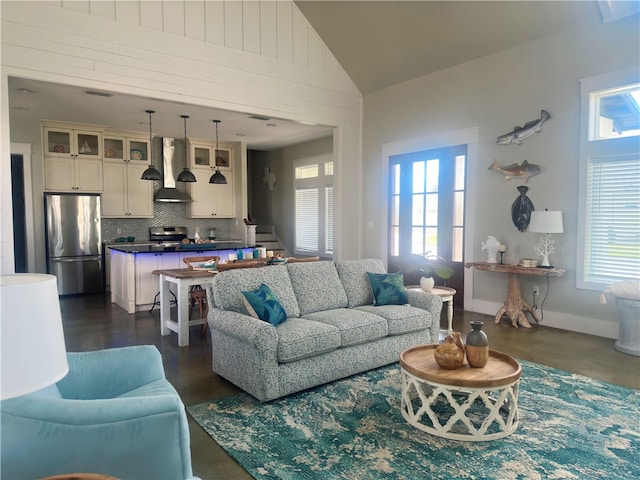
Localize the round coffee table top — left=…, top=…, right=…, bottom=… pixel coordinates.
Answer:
left=400, top=344, right=521, bottom=388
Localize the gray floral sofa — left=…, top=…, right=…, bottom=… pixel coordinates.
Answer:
left=206, top=258, right=442, bottom=402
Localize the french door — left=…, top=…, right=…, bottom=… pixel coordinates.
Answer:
left=388, top=144, right=466, bottom=305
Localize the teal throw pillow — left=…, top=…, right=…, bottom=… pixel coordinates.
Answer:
left=367, top=272, right=408, bottom=306
left=241, top=283, right=288, bottom=326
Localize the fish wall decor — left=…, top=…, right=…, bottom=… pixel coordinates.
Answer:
left=512, top=186, right=535, bottom=232
left=488, top=159, right=540, bottom=182
left=497, top=110, right=551, bottom=145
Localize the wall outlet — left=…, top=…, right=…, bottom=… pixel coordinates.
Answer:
left=533, top=285, right=540, bottom=296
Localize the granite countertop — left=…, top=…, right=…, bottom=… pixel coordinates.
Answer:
left=108, top=243, right=255, bottom=254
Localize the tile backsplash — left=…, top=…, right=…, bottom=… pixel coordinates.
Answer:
left=102, top=202, right=235, bottom=242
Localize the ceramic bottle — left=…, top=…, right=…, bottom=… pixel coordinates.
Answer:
left=434, top=335, right=464, bottom=370
left=465, top=321, right=489, bottom=367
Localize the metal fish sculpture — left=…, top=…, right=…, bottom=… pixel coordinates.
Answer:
left=488, top=159, right=540, bottom=182
left=497, top=110, right=551, bottom=145
left=511, top=186, right=535, bottom=232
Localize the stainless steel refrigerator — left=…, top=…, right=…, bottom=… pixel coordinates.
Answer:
left=45, top=193, right=104, bottom=294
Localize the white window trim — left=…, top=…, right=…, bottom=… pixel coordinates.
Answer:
left=577, top=68, right=640, bottom=291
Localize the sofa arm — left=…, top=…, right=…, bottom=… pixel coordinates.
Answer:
left=58, top=345, right=166, bottom=399
left=406, top=289, right=443, bottom=317
left=208, top=307, right=278, bottom=355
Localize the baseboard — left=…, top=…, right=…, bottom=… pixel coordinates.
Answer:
left=469, top=299, right=618, bottom=340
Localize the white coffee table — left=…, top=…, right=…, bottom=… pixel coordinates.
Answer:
left=400, top=344, right=522, bottom=441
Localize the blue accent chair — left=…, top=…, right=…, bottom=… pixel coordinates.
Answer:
left=1, top=345, right=198, bottom=480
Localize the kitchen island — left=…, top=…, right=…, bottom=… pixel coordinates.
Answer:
left=109, top=244, right=256, bottom=314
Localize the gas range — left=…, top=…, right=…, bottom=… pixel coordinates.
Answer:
left=149, top=226, right=188, bottom=245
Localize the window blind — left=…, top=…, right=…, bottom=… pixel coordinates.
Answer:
left=325, top=186, right=334, bottom=254
left=585, top=155, right=640, bottom=283
left=295, top=188, right=319, bottom=252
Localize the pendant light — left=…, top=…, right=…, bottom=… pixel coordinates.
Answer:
left=176, top=115, right=197, bottom=182
left=141, top=109, right=162, bottom=181
left=209, top=119, right=228, bottom=184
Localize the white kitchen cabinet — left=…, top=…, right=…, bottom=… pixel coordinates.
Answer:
left=102, top=133, right=153, bottom=218
left=135, top=252, right=181, bottom=307
left=187, top=138, right=236, bottom=218
left=187, top=169, right=235, bottom=218
left=43, top=123, right=104, bottom=192
left=110, top=250, right=182, bottom=313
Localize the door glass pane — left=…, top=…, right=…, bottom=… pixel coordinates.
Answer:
left=412, top=161, right=425, bottom=193
left=425, top=227, right=438, bottom=256
left=295, top=164, right=318, bottom=179
left=390, top=226, right=399, bottom=256
left=425, top=193, right=438, bottom=225
left=452, top=227, right=463, bottom=262
left=391, top=164, right=400, bottom=195
left=453, top=191, right=464, bottom=226
left=391, top=195, right=400, bottom=225
left=455, top=155, right=465, bottom=190
left=426, top=159, right=439, bottom=192
left=412, top=194, right=424, bottom=225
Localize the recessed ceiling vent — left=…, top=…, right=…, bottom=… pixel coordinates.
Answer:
left=249, top=114, right=272, bottom=121
left=85, top=90, right=113, bottom=97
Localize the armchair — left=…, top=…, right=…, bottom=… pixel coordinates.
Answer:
left=1, top=345, right=197, bottom=480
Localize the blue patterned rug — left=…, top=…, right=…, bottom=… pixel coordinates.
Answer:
left=188, top=361, right=639, bottom=479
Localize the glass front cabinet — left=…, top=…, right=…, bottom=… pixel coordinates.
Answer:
left=102, top=132, right=153, bottom=218
left=43, top=122, right=104, bottom=192
left=187, top=138, right=236, bottom=218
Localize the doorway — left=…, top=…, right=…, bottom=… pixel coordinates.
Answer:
left=387, top=145, right=466, bottom=305
left=10, top=143, right=35, bottom=273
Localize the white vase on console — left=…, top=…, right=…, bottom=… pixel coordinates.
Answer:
left=420, top=276, right=435, bottom=292
left=482, top=236, right=500, bottom=264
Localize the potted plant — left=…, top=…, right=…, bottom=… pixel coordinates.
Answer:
left=412, top=252, right=454, bottom=292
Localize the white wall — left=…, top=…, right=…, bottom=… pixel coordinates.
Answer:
left=362, top=16, right=639, bottom=338
left=0, top=0, right=363, bottom=273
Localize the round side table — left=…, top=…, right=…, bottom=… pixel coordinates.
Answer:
left=406, top=286, right=456, bottom=335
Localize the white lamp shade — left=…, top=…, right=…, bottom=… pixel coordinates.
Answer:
left=529, top=210, right=564, bottom=234
left=1, top=274, right=68, bottom=399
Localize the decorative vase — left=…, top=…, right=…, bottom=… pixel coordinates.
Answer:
left=434, top=335, right=464, bottom=370
left=452, top=331, right=466, bottom=358
left=465, top=321, right=489, bottom=368
left=420, top=276, right=435, bottom=292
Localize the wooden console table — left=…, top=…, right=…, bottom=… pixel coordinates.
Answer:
left=465, top=262, right=564, bottom=328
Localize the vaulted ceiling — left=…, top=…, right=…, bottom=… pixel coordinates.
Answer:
left=294, top=1, right=605, bottom=94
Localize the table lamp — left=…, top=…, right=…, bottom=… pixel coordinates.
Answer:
left=1, top=274, right=68, bottom=399
left=528, top=209, right=563, bottom=268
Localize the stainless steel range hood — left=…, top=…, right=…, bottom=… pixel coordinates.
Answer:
left=154, top=137, right=192, bottom=203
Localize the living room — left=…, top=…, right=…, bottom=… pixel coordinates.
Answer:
left=1, top=1, right=639, bottom=479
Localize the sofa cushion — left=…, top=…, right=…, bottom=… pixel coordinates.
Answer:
left=301, top=308, right=388, bottom=347
left=335, top=259, right=387, bottom=308
left=211, top=264, right=301, bottom=318
left=276, top=318, right=341, bottom=363
left=287, top=261, right=348, bottom=315
left=355, top=304, right=432, bottom=335
left=242, top=283, right=288, bottom=326
left=367, top=271, right=408, bottom=306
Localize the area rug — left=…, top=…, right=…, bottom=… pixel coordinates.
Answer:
left=188, top=361, right=640, bottom=480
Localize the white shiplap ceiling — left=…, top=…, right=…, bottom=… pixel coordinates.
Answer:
left=8, top=1, right=623, bottom=149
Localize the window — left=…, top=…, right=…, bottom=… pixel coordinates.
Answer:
left=294, top=155, right=333, bottom=256
left=577, top=69, right=640, bottom=290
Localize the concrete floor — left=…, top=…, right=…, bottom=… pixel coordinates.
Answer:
left=59, top=293, right=640, bottom=480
